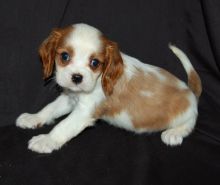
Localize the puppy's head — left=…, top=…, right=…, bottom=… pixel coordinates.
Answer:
left=39, top=23, right=123, bottom=95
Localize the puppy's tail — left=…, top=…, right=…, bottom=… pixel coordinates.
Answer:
left=169, top=44, right=202, bottom=99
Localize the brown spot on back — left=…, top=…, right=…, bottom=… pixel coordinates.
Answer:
left=95, top=68, right=190, bottom=131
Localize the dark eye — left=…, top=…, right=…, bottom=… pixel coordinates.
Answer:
left=90, top=59, right=100, bottom=68
left=61, top=52, right=70, bottom=61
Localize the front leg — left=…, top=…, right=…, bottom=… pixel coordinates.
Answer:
left=28, top=103, right=95, bottom=153
left=16, top=93, right=75, bottom=129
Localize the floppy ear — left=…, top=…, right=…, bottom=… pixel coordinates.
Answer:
left=39, top=29, right=62, bottom=79
left=102, top=40, right=124, bottom=96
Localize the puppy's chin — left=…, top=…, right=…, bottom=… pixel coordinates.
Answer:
left=68, top=85, right=93, bottom=93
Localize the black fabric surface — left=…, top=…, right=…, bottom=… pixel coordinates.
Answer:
left=0, top=0, right=220, bottom=184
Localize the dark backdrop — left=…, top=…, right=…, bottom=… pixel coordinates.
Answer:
left=0, top=0, right=220, bottom=185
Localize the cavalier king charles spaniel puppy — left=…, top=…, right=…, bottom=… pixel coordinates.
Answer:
left=16, top=23, right=202, bottom=153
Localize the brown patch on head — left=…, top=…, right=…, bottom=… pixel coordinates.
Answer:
left=100, top=37, right=124, bottom=96
left=56, top=46, right=74, bottom=67
left=39, top=26, right=73, bottom=79
left=94, top=69, right=190, bottom=130
left=87, top=52, right=105, bottom=73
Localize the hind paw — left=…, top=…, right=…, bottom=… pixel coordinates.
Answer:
left=161, top=129, right=183, bottom=146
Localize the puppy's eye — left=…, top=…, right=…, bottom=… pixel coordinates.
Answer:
left=90, top=59, right=100, bottom=68
left=61, top=52, right=70, bottom=61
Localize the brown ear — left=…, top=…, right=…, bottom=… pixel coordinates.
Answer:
left=102, top=40, right=124, bottom=96
left=39, top=28, right=62, bottom=79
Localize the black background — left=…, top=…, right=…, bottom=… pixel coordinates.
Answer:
left=0, top=0, right=220, bottom=185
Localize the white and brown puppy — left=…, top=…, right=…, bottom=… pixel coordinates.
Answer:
left=16, top=23, right=202, bottom=153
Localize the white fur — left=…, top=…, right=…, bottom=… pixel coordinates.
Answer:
left=177, top=80, right=188, bottom=90
left=140, top=90, right=154, bottom=97
left=121, top=50, right=199, bottom=146
left=16, top=93, right=75, bottom=129
left=169, top=44, right=195, bottom=75
left=16, top=24, right=200, bottom=153
left=56, top=24, right=102, bottom=93
left=28, top=134, right=62, bottom=153
left=27, top=81, right=105, bottom=153
left=102, top=111, right=134, bottom=132
left=161, top=92, right=198, bottom=146
left=17, top=24, right=106, bottom=153
left=16, top=113, right=44, bottom=129
left=122, top=53, right=166, bottom=81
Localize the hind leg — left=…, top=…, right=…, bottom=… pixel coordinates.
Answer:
left=161, top=118, right=196, bottom=146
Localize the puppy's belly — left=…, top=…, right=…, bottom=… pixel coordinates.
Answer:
left=101, top=111, right=161, bottom=133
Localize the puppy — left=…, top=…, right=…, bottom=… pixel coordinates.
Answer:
left=16, top=23, right=202, bottom=153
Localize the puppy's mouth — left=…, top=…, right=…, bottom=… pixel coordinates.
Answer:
left=55, top=70, right=97, bottom=93
left=65, top=80, right=92, bottom=93
left=69, top=85, right=84, bottom=92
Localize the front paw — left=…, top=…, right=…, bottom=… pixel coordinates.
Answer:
left=16, top=113, right=43, bottom=129
left=28, top=134, right=63, bottom=153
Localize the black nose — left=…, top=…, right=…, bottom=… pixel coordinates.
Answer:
left=71, top=74, right=83, bottom=84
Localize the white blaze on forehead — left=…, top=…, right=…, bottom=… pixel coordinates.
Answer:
left=67, top=24, right=103, bottom=54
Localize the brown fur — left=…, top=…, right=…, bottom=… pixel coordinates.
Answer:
left=56, top=46, right=74, bottom=67
left=101, top=38, right=124, bottom=96
left=95, top=68, right=190, bottom=130
left=88, top=53, right=105, bottom=73
left=39, top=26, right=73, bottom=79
left=188, top=70, right=202, bottom=99
left=39, top=25, right=196, bottom=131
